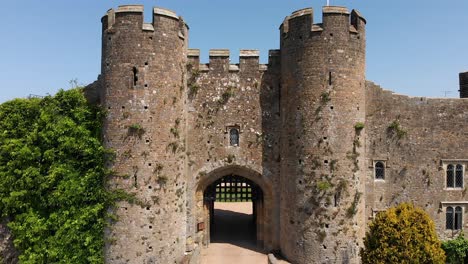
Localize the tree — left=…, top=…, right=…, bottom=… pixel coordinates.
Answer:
left=0, top=89, right=112, bottom=263
left=442, top=233, right=468, bottom=264
left=360, top=203, right=445, bottom=264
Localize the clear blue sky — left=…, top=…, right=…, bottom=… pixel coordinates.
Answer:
left=0, top=0, right=467, bottom=103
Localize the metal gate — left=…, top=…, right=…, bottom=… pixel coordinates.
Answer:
left=204, top=174, right=263, bottom=202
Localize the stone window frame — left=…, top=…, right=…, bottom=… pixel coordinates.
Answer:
left=441, top=201, right=467, bottom=231
left=371, top=159, right=387, bottom=182
left=441, top=160, right=467, bottom=190
left=225, top=125, right=241, bottom=147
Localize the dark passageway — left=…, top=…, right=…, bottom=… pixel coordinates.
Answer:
left=211, top=203, right=256, bottom=248
left=201, top=174, right=267, bottom=263
left=201, top=202, right=266, bottom=264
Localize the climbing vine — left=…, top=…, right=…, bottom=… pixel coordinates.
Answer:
left=387, top=119, right=407, bottom=139
left=442, top=233, right=468, bottom=264
left=0, top=89, right=115, bottom=263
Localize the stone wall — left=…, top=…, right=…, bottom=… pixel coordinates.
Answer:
left=0, top=219, right=18, bottom=264
left=3, top=4, right=468, bottom=264
left=184, top=48, right=282, bottom=258
left=365, top=82, right=468, bottom=240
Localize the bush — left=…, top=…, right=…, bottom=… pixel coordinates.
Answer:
left=0, top=89, right=112, bottom=263
left=442, top=233, right=468, bottom=264
left=360, top=203, right=445, bottom=264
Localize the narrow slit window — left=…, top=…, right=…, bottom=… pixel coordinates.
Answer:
left=375, top=161, right=385, bottom=180
left=132, top=67, right=139, bottom=86
left=455, top=206, right=463, bottom=230
left=229, top=128, right=239, bottom=147
left=446, top=206, right=454, bottom=229
left=456, top=164, right=464, bottom=188
left=447, top=164, right=455, bottom=188
left=328, top=72, right=332, bottom=85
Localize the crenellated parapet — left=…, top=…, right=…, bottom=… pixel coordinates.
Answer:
left=102, top=5, right=188, bottom=38
left=186, top=49, right=280, bottom=73
left=98, top=4, right=370, bottom=264
left=280, top=6, right=365, bottom=38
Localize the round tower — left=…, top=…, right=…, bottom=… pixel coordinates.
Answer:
left=100, top=5, right=189, bottom=263
left=279, top=6, right=366, bottom=263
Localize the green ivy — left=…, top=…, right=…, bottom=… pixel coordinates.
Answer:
left=442, top=233, right=468, bottom=264
left=0, top=89, right=113, bottom=263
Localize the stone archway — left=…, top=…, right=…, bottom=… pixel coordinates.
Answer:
left=195, top=165, right=275, bottom=251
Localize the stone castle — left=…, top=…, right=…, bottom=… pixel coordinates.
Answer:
left=82, top=4, right=468, bottom=264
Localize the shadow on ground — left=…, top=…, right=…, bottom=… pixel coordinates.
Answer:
left=210, top=207, right=264, bottom=254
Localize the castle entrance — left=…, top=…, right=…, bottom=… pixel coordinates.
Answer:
left=196, top=166, right=274, bottom=263
left=204, top=175, right=262, bottom=246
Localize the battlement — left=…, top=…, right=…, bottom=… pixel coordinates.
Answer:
left=322, top=6, right=349, bottom=15
left=115, top=5, right=144, bottom=13
left=280, top=6, right=365, bottom=35
left=102, top=5, right=188, bottom=33
left=187, top=49, right=280, bottom=73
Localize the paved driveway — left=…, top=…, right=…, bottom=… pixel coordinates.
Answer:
left=201, top=202, right=267, bottom=264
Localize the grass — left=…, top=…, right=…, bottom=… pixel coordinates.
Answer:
left=127, top=123, right=145, bottom=139
left=387, top=120, right=407, bottom=139
left=218, top=86, right=235, bottom=105
left=354, top=122, right=365, bottom=131
left=214, top=187, right=253, bottom=202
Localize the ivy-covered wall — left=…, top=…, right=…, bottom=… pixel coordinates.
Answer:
left=0, top=89, right=112, bottom=263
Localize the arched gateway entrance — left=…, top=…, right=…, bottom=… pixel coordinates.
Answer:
left=204, top=175, right=263, bottom=247
left=195, top=165, right=275, bottom=252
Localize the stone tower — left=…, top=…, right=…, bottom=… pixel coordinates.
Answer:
left=100, top=5, right=189, bottom=263
left=95, top=4, right=371, bottom=264
left=279, top=6, right=366, bottom=263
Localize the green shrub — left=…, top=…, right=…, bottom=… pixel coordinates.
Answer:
left=442, top=233, right=468, bottom=264
left=0, top=89, right=113, bottom=263
left=387, top=120, right=407, bottom=139
left=360, top=203, right=445, bottom=264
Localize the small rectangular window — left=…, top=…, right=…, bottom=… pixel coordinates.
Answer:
left=226, top=125, right=241, bottom=147
left=374, top=161, right=385, bottom=180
